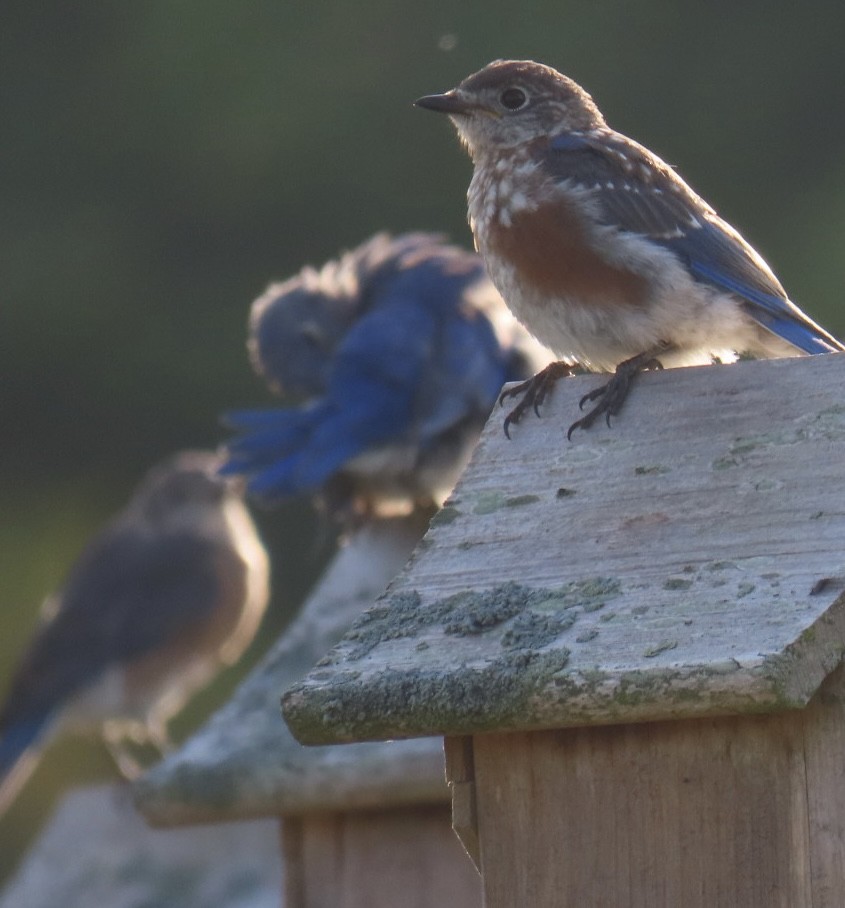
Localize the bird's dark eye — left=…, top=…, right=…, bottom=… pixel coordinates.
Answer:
left=299, top=322, right=326, bottom=350
left=500, top=87, right=527, bottom=110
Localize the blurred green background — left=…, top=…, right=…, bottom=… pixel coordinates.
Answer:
left=2, top=0, right=845, bottom=882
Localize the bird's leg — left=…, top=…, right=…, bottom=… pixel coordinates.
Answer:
left=102, top=721, right=146, bottom=780
left=567, top=343, right=673, bottom=440
left=144, top=714, right=173, bottom=755
left=102, top=716, right=173, bottom=778
left=499, top=361, right=579, bottom=438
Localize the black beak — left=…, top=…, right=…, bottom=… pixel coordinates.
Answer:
left=415, top=91, right=473, bottom=115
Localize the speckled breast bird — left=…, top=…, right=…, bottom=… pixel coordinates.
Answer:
left=223, top=232, right=551, bottom=518
left=416, top=59, right=844, bottom=436
left=0, top=451, right=269, bottom=815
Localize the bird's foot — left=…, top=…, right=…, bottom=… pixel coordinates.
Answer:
left=103, top=736, right=146, bottom=781
left=102, top=719, right=170, bottom=779
left=567, top=351, right=664, bottom=440
left=499, top=361, right=578, bottom=438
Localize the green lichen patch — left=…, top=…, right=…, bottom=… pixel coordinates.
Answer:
left=505, top=494, right=540, bottom=508
left=565, top=577, right=622, bottom=601
left=714, top=419, right=845, bottom=473
left=753, top=478, right=781, bottom=492
left=470, top=491, right=538, bottom=514
left=341, top=579, right=621, bottom=661
left=430, top=506, right=460, bottom=527
left=712, top=455, right=741, bottom=470
left=812, top=404, right=845, bottom=440
left=500, top=610, right=577, bottom=649
left=663, top=578, right=693, bottom=591
left=283, top=647, right=572, bottom=741
left=611, top=668, right=701, bottom=707
left=613, top=671, right=669, bottom=707
left=707, top=561, right=738, bottom=572
left=643, top=640, right=678, bottom=658
left=443, top=588, right=526, bottom=635
left=634, top=464, right=670, bottom=476
left=472, top=491, right=507, bottom=514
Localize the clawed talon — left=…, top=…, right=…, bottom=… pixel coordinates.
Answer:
left=567, top=354, right=664, bottom=440
left=499, top=348, right=668, bottom=440
left=499, top=361, right=577, bottom=438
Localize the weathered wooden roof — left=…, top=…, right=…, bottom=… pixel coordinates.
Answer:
left=283, top=354, right=845, bottom=744
left=134, top=516, right=448, bottom=826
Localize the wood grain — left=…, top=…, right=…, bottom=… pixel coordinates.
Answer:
left=472, top=715, right=814, bottom=906
left=284, top=354, right=845, bottom=744
left=282, top=806, right=481, bottom=908
left=470, top=664, right=845, bottom=906
left=444, top=736, right=480, bottom=870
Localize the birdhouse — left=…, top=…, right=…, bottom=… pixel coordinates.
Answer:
left=283, top=354, right=845, bottom=907
left=135, top=514, right=481, bottom=908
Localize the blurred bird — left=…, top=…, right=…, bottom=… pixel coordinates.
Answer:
left=416, top=60, right=844, bottom=437
left=223, top=232, right=551, bottom=517
left=0, top=451, right=269, bottom=816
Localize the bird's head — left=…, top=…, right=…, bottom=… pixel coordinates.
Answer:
left=416, top=59, right=605, bottom=159
left=132, top=451, right=233, bottom=524
left=248, top=269, right=358, bottom=399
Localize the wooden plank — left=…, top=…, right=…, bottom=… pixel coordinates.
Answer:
left=450, top=782, right=480, bottom=873
left=472, top=712, right=817, bottom=907
left=282, top=806, right=482, bottom=908
left=444, top=736, right=480, bottom=871
left=282, top=817, right=308, bottom=907
left=284, top=354, right=845, bottom=744
left=803, top=663, right=845, bottom=905
left=444, top=735, right=474, bottom=785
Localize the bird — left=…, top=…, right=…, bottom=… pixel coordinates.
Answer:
left=415, top=59, right=845, bottom=437
left=0, top=451, right=270, bottom=816
left=222, top=232, right=551, bottom=519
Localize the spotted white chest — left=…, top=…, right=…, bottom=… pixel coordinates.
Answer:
left=467, top=149, right=542, bottom=238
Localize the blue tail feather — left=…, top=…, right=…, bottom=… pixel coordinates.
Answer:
left=0, top=714, right=50, bottom=816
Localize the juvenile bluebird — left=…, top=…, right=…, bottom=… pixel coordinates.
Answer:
left=416, top=60, right=844, bottom=437
left=223, top=232, right=551, bottom=518
left=0, top=451, right=270, bottom=816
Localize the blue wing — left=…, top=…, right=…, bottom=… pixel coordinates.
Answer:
left=224, top=230, right=542, bottom=505
left=547, top=131, right=843, bottom=354
left=0, top=526, right=238, bottom=813
left=224, top=294, right=435, bottom=500
left=224, top=251, right=513, bottom=503
left=1, top=529, right=232, bottom=725
left=664, top=221, right=842, bottom=354
left=0, top=714, right=48, bottom=817
left=382, top=256, right=508, bottom=440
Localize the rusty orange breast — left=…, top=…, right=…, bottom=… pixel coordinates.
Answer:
left=484, top=198, right=649, bottom=309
